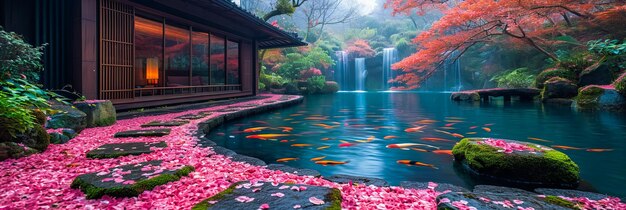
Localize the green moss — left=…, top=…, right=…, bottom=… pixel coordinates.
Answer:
left=192, top=182, right=242, bottom=210
left=94, top=116, right=116, bottom=127
left=324, top=188, right=342, bottom=210
left=543, top=195, right=579, bottom=209
left=71, top=165, right=195, bottom=199
left=536, top=68, right=577, bottom=89
left=576, top=85, right=605, bottom=108
left=452, top=138, right=579, bottom=185
left=614, top=73, right=626, bottom=96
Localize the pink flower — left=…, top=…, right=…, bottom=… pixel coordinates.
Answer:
left=309, top=197, right=325, bottom=205
left=513, top=199, right=524, bottom=204
left=293, top=205, right=301, bottom=209
left=271, top=192, right=285, bottom=198
left=258, top=203, right=269, bottom=210
left=235, top=196, right=255, bottom=203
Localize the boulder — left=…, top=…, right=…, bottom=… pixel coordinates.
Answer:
left=14, top=126, right=50, bottom=152
left=324, top=174, right=389, bottom=187
left=575, top=85, right=626, bottom=110
left=451, top=91, right=480, bottom=101
left=437, top=185, right=576, bottom=210
left=0, top=142, right=39, bottom=161
left=62, top=129, right=77, bottom=139
left=321, top=81, right=339, bottom=94
left=535, top=68, right=577, bottom=89
left=541, top=77, right=578, bottom=100
left=73, top=100, right=116, bottom=128
left=579, top=63, right=613, bottom=86
left=47, top=104, right=87, bottom=132
left=49, top=132, right=70, bottom=144
left=192, top=181, right=341, bottom=210
left=452, top=138, right=579, bottom=188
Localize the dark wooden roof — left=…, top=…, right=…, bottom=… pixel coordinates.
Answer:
left=129, top=0, right=307, bottom=49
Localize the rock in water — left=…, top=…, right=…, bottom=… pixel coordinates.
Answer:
left=579, top=63, right=613, bottom=86
left=542, top=77, right=578, bottom=100
left=73, top=100, right=116, bottom=128
left=47, top=104, right=87, bottom=132
left=452, top=138, right=580, bottom=188
left=576, top=85, right=626, bottom=111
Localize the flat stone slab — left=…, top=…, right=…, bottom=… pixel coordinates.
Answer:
left=71, top=160, right=194, bottom=199
left=114, top=129, right=171, bottom=138
left=176, top=112, right=212, bottom=120
left=215, top=108, right=240, bottom=112
left=141, top=120, right=189, bottom=127
left=534, top=188, right=609, bottom=201
left=400, top=181, right=469, bottom=193
left=86, top=141, right=167, bottom=159
left=193, top=181, right=341, bottom=210
left=437, top=187, right=572, bottom=210
left=267, top=164, right=321, bottom=177
left=324, top=174, right=389, bottom=187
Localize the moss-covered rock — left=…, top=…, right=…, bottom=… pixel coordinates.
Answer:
left=49, top=132, right=70, bottom=144
left=32, top=109, right=47, bottom=126
left=46, top=104, right=87, bottom=132
left=86, top=141, right=167, bottom=159
left=542, top=77, right=578, bottom=100
left=575, top=85, right=626, bottom=110
left=536, top=68, right=578, bottom=89
left=0, top=142, right=39, bottom=161
left=452, top=138, right=579, bottom=187
left=614, top=72, right=626, bottom=96
left=321, top=81, right=339, bottom=94
left=450, top=91, right=480, bottom=101
left=73, top=100, right=116, bottom=128
left=71, top=160, right=194, bottom=199
left=193, top=181, right=341, bottom=210
left=15, top=125, right=50, bottom=152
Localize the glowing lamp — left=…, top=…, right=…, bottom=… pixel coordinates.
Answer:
left=146, top=57, right=159, bottom=85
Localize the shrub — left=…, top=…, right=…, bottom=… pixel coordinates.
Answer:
left=557, top=51, right=597, bottom=74
left=0, top=26, right=45, bottom=83
left=321, top=81, right=339, bottom=94
left=614, top=72, right=626, bottom=96
left=299, top=67, right=322, bottom=80
left=259, top=72, right=289, bottom=89
left=0, top=92, right=36, bottom=140
left=490, top=68, right=535, bottom=88
left=535, top=68, right=577, bottom=88
left=306, top=76, right=326, bottom=94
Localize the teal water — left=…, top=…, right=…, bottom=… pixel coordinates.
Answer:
left=205, top=92, right=626, bottom=197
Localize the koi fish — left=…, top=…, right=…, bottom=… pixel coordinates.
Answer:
left=439, top=127, right=456, bottom=130
left=278, top=127, right=293, bottom=132
left=374, top=126, right=397, bottom=130
left=321, top=137, right=332, bottom=141
left=484, top=123, right=495, bottom=126
left=466, top=132, right=477, bottom=135
left=284, top=118, right=293, bottom=121
left=445, top=120, right=464, bottom=123
left=386, top=143, right=440, bottom=149
left=411, top=148, right=428, bottom=152
left=527, top=137, right=551, bottom=142
left=434, top=129, right=452, bottom=135
left=317, top=146, right=330, bottom=150
left=432, top=150, right=453, bottom=155
left=451, top=133, right=465, bottom=138
left=313, top=124, right=337, bottom=129
left=253, top=121, right=269, bottom=124
left=405, top=125, right=427, bottom=133
left=243, top=127, right=269, bottom=133
left=310, top=156, right=326, bottom=161
left=280, top=140, right=289, bottom=143
left=217, top=132, right=225, bottom=136
left=445, top=123, right=457, bottom=127
left=482, top=127, right=492, bottom=132
left=291, top=144, right=313, bottom=147
left=305, top=117, right=328, bottom=120
left=421, top=137, right=453, bottom=142
left=277, top=158, right=298, bottom=162
left=552, top=145, right=584, bottom=150
left=339, top=142, right=357, bottom=147
left=586, top=148, right=614, bottom=152
left=384, top=135, right=398, bottom=140
left=396, top=160, right=438, bottom=169
left=246, top=134, right=291, bottom=139
left=416, top=119, right=437, bottom=124
left=315, top=160, right=348, bottom=165
left=289, top=114, right=303, bottom=116
left=469, top=126, right=478, bottom=129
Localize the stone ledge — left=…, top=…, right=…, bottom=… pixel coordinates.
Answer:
left=86, top=141, right=167, bottom=159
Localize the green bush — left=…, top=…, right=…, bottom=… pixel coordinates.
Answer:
left=614, top=72, right=626, bottom=96
left=259, top=72, right=289, bottom=89
left=321, top=81, right=339, bottom=94
left=587, top=39, right=626, bottom=71
left=557, top=51, right=597, bottom=74
left=0, top=92, right=36, bottom=140
left=277, top=46, right=334, bottom=80
left=306, top=76, right=326, bottom=94
left=0, top=26, right=45, bottom=82
left=535, top=68, right=577, bottom=88
left=490, top=68, right=535, bottom=88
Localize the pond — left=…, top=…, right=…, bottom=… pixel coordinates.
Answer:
left=204, top=92, right=626, bottom=197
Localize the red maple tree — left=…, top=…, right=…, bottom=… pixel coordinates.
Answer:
left=345, top=39, right=376, bottom=58
left=385, top=0, right=626, bottom=89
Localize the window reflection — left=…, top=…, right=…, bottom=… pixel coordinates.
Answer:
left=210, top=34, right=225, bottom=85
left=227, top=40, right=240, bottom=85
left=134, top=17, right=163, bottom=88
left=192, top=31, right=209, bottom=85
left=165, top=24, right=190, bottom=87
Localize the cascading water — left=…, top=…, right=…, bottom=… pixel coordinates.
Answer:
left=334, top=51, right=349, bottom=90
left=382, top=48, right=398, bottom=90
left=421, top=51, right=464, bottom=92
left=355, top=58, right=367, bottom=91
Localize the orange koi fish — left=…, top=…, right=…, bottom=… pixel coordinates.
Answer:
left=445, top=123, right=456, bottom=127
left=482, top=127, right=492, bottom=132
left=445, top=120, right=464, bottom=123
left=386, top=143, right=439, bottom=149
left=280, top=140, right=289, bottom=143
left=277, top=158, right=298, bottom=162
left=321, top=137, right=332, bottom=141
left=552, top=145, right=584, bottom=150
left=396, top=160, right=438, bottom=169
left=421, top=137, right=453, bottom=142
left=310, top=156, right=326, bottom=161
left=278, top=127, right=293, bottom=132
left=291, top=144, right=313, bottom=147
left=339, top=142, right=357, bottom=147
left=451, top=133, right=465, bottom=138
left=384, top=135, right=398, bottom=140
left=411, top=148, right=428, bottom=152
left=466, top=132, right=477, bottom=135
left=416, top=119, right=437, bottom=124
left=253, top=121, right=269, bottom=124
left=586, top=148, right=614, bottom=152
left=243, top=127, right=269, bottom=133
left=317, top=146, right=330, bottom=150
left=432, top=150, right=453, bottom=155
left=305, top=117, right=328, bottom=120
left=439, top=127, right=456, bottom=130
left=405, top=125, right=427, bottom=133
left=246, top=134, right=291, bottom=139
left=469, top=126, right=478, bottom=129
left=434, top=129, right=452, bottom=135
left=315, top=160, right=348, bottom=165
left=527, top=137, right=551, bottom=142
left=484, top=123, right=495, bottom=126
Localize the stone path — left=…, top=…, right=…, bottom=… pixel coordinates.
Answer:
left=86, top=141, right=167, bottom=159
left=114, top=128, right=171, bottom=138
left=141, top=120, right=189, bottom=127
left=71, top=160, right=194, bottom=199
left=176, top=112, right=213, bottom=120
left=193, top=181, right=341, bottom=210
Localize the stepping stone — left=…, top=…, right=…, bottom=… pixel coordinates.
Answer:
left=399, top=181, right=468, bottom=193
left=324, top=174, right=389, bottom=187
left=437, top=185, right=579, bottom=210
left=193, top=181, right=341, bottom=210
left=71, top=160, right=194, bottom=199
left=86, top=141, right=167, bottom=159
left=114, top=129, right=171, bottom=138
left=176, top=114, right=207, bottom=120
left=215, top=108, right=240, bottom=112
left=141, top=120, right=189, bottom=127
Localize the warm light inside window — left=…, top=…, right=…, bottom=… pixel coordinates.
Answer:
left=146, top=57, right=159, bottom=85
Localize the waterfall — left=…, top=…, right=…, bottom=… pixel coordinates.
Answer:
left=355, top=58, right=367, bottom=91
left=334, top=51, right=349, bottom=90
left=382, top=48, right=398, bottom=90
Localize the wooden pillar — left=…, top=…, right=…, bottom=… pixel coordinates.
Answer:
left=503, top=95, right=511, bottom=102
left=253, top=40, right=259, bottom=96
left=482, top=95, right=489, bottom=102
left=72, top=0, right=98, bottom=99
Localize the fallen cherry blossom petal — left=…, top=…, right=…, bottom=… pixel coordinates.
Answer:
left=309, top=197, right=325, bottom=205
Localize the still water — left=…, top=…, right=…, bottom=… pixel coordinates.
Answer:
left=204, top=92, right=626, bottom=197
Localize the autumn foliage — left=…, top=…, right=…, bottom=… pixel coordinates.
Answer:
left=345, top=39, right=376, bottom=58
left=385, top=0, right=626, bottom=89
